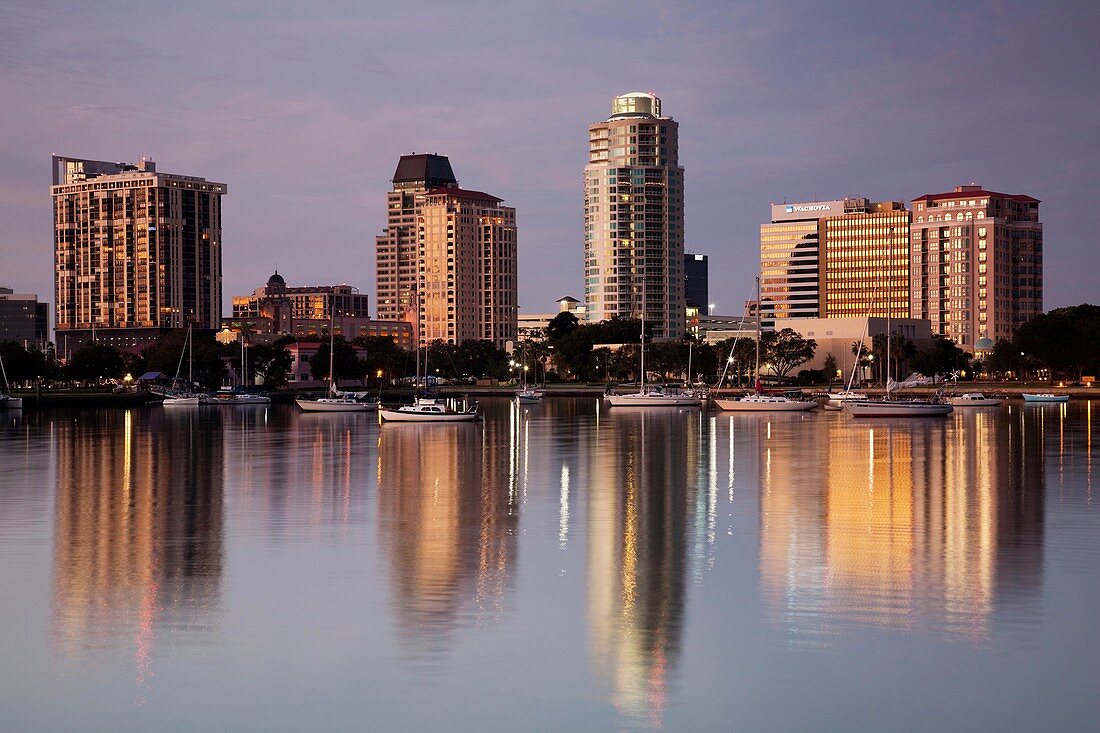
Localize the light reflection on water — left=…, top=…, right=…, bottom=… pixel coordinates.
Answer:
left=0, top=398, right=1097, bottom=731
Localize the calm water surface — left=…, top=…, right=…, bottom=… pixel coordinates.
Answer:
left=0, top=399, right=1097, bottom=731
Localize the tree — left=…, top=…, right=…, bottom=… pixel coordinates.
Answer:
left=249, top=342, right=293, bottom=389
left=716, top=337, right=757, bottom=386
left=761, top=328, right=816, bottom=381
left=546, top=311, right=579, bottom=341
left=310, top=337, right=365, bottom=384
left=142, top=329, right=226, bottom=391
left=983, top=338, right=1023, bottom=378
left=353, top=336, right=410, bottom=385
left=910, top=335, right=969, bottom=382
left=0, top=341, right=48, bottom=386
left=822, top=354, right=839, bottom=384
left=1015, top=305, right=1100, bottom=381
left=67, top=342, right=125, bottom=383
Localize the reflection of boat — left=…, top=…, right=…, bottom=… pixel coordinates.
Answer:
left=0, top=350, right=20, bottom=409
left=948, top=392, right=1003, bottom=407
left=379, top=397, right=479, bottom=422
left=1022, top=393, right=1070, bottom=403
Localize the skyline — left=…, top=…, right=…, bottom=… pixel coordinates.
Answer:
left=2, top=1, right=1099, bottom=317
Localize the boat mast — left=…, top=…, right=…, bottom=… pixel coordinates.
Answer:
left=0, top=351, right=9, bottom=393
left=187, top=325, right=193, bottom=390
left=329, top=307, right=336, bottom=396
left=754, top=275, right=762, bottom=392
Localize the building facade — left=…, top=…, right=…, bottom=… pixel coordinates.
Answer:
left=0, top=288, right=49, bottom=348
left=910, top=185, right=1042, bottom=345
left=375, top=154, right=458, bottom=323
left=683, top=253, right=709, bottom=310
left=417, top=188, right=518, bottom=348
left=819, top=200, right=911, bottom=320
left=52, top=156, right=226, bottom=351
left=584, top=92, right=685, bottom=338
left=226, top=271, right=413, bottom=348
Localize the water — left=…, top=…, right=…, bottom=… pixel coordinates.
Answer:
left=0, top=399, right=1097, bottom=732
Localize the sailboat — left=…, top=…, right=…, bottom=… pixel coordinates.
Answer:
left=296, top=311, right=377, bottom=412
left=161, top=325, right=208, bottom=406
left=215, top=335, right=271, bottom=404
left=714, top=276, right=816, bottom=412
left=605, top=281, right=701, bottom=408
left=826, top=318, right=870, bottom=408
left=379, top=327, right=478, bottom=422
left=515, top=341, right=544, bottom=402
left=845, top=236, right=952, bottom=417
left=0, top=350, right=22, bottom=409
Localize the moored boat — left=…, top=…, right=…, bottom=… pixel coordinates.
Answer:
left=1022, top=393, right=1070, bottom=403
left=0, top=351, right=20, bottom=409
left=379, top=397, right=480, bottom=422
left=947, top=392, right=1003, bottom=407
left=606, top=386, right=702, bottom=407
left=845, top=398, right=953, bottom=417
left=296, top=394, right=376, bottom=412
left=715, top=392, right=817, bottom=412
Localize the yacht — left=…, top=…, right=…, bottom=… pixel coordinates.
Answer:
left=295, top=311, right=378, bottom=412
left=846, top=398, right=953, bottom=417
left=606, top=385, right=702, bottom=407
left=379, top=396, right=479, bottom=422
left=947, top=392, right=1003, bottom=407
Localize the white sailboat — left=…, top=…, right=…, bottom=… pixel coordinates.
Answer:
left=714, top=276, right=816, bottom=412
left=379, top=328, right=478, bottom=421
left=214, top=337, right=271, bottom=404
left=161, top=325, right=208, bottom=406
left=515, top=341, right=544, bottom=402
left=296, top=311, right=377, bottom=412
left=826, top=316, right=870, bottom=408
left=845, top=237, right=952, bottom=418
left=0, top=350, right=22, bottom=409
left=605, top=280, right=701, bottom=408
left=1022, top=393, right=1070, bottom=403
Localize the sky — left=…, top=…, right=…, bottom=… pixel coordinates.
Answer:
left=2, top=0, right=1098, bottom=317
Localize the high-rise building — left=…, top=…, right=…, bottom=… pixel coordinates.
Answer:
left=52, top=155, right=226, bottom=350
left=417, top=187, right=517, bottom=348
left=910, top=185, right=1042, bottom=345
left=760, top=200, right=849, bottom=325
left=683, top=253, right=709, bottom=310
left=584, top=92, right=685, bottom=339
left=820, top=200, right=911, bottom=320
left=375, top=154, right=458, bottom=323
left=0, top=287, right=49, bottom=348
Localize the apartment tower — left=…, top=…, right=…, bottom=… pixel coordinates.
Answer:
left=910, top=185, right=1042, bottom=345
left=584, top=92, right=685, bottom=338
left=375, top=154, right=458, bottom=323
left=52, top=155, right=226, bottom=350
left=417, top=188, right=517, bottom=348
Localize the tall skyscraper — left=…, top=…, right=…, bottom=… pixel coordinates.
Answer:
left=910, top=185, right=1042, bottom=345
left=759, top=200, right=843, bottom=324
left=417, top=188, right=517, bottom=348
left=683, top=253, right=709, bottom=310
left=52, top=155, right=226, bottom=350
left=584, top=92, right=685, bottom=338
left=819, top=200, right=911, bottom=320
left=375, top=154, right=458, bottom=323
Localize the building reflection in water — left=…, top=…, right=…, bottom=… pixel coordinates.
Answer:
left=760, top=408, right=1044, bottom=645
left=375, top=408, right=519, bottom=658
left=586, top=407, right=699, bottom=728
left=50, top=408, right=224, bottom=692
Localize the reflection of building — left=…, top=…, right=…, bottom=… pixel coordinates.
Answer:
left=376, top=416, right=519, bottom=651
left=52, top=155, right=227, bottom=350
left=50, top=409, right=224, bottom=673
left=758, top=411, right=1044, bottom=643
left=225, top=271, right=413, bottom=348
left=910, top=184, right=1042, bottom=344
left=586, top=408, right=697, bottom=727
left=0, top=287, right=49, bottom=348
left=584, top=92, right=685, bottom=339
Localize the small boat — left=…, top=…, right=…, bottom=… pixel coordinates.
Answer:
left=157, top=325, right=207, bottom=406
left=1022, top=393, right=1070, bottom=403
left=947, top=392, right=1003, bottom=407
left=296, top=394, right=377, bottom=412
left=379, top=397, right=480, bottom=422
left=826, top=390, right=866, bottom=406
left=845, top=398, right=952, bottom=417
left=606, top=386, right=702, bottom=407
left=516, top=387, right=544, bottom=403
left=715, top=392, right=817, bottom=412
left=162, top=393, right=207, bottom=407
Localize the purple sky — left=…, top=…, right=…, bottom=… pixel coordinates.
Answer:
left=2, top=1, right=1098, bottom=318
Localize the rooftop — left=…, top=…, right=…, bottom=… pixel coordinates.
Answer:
left=912, top=185, right=1039, bottom=204
left=392, top=153, right=457, bottom=185
left=422, top=187, right=503, bottom=203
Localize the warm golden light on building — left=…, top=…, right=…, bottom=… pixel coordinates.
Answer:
left=820, top=201, right=911, bottom=319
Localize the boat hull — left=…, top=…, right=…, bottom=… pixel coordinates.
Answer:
left=162, top=396, right=204, bottom=406
left=605, top=393, right=701, bottom=407
left=845, top=400, right=953, bottom=417
left=714, top=398, right=817, bottom=412
left=0, top=396, right=23, bottom=409
left=378, top=408, right=480, bottom=422
left=947, top=396, right=1003, bottom=407
left=1022, top=393, right=1070, bottom=403
left=296, top=398, right=376, bottom=412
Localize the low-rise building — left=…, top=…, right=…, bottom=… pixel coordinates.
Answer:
left=772, top=316, right=933, bottom=376
left=0, top=288, right=49, bottom=348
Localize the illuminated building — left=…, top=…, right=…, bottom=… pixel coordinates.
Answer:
left=910, top=184, right=1042, bottom=345
left=375, top=154, right=458, bottom=323
left=416, top=187, right=518, bottom=348
left=584, top=92, right=686, bottom=338
left=52, top=155, right=226, bottom=350
left=760, top=200, right=849, bottom=325
left=819, top=200, right=912, bottom=319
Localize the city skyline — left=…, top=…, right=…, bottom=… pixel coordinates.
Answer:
left=2, top=2, right=1098, bottom=317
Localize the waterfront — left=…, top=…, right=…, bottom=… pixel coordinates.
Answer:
left=1, top=399, right=1097, bottom=731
